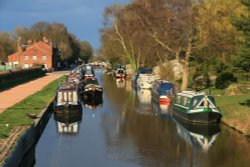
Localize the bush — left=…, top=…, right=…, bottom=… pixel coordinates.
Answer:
left=215, top=71, right=237, bottom=89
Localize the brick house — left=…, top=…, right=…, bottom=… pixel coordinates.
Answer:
left=8, top=37, right=60, bottom=70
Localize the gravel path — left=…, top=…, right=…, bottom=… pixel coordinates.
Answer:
left=0, top=71, right=68, bottom=113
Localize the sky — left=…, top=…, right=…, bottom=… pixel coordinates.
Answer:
left=0, top=0, right=131, bottom=49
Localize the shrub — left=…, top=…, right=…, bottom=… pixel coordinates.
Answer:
left=215, top=71, right=237, bottom=89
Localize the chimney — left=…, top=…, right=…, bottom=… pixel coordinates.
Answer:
left=27, top=39, right=32, bottom=45
left=43, top=36, right=49, bottom=43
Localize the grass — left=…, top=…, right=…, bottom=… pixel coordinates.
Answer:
left=198, top=86, right=250, bottom=135
left=0, top=75, right=66, bottom=139
left=215, top=92, right=250, bottom=135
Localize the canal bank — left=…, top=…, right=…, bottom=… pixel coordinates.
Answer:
left=0, top=72, right=67, bottom=166
left=1, top=102, right=53, bottom=167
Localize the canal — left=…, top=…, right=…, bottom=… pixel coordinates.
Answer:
left=27, top=70, right=250, bottom=167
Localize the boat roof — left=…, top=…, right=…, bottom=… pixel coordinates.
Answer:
left=177, top=91, right=206, bottom=98
left=58, top=83, right=78, bottom=91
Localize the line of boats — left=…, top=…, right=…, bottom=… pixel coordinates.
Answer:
left=115, top=67, right=222, bottom=125
left=53, top=64, right=103, bottom=115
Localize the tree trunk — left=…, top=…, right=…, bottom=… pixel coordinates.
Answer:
left=181, top=61, right=189, bottom=91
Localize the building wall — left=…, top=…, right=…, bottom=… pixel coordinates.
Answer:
left=19, top=47, right=52, bottom=69
left=8, top=41, right=57, bottom=70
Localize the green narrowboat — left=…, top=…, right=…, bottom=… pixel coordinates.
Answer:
left=172, top=91, right=222, bottom=124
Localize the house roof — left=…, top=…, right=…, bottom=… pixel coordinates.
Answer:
left=8, top=41, right=52, bottom=58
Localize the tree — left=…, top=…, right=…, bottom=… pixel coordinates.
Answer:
left=231, top=0, right=250, bottom=73
left=79, top=41, right=93, bottom=63
left=11, top=21, right=93, bottom=63
left=0, top=32, right=15, bottom=61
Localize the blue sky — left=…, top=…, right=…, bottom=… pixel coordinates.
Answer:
left=0, top=0, right=131, bottom=49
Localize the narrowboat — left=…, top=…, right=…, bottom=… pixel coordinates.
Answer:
left=172, top=116, right=220, bottom=151
left=151, top=80, right=175, bottom=104
left=132, top=68, right=153, bottom=89
left=172, top=91, right=222, bottom=124
left=54, top=111, right=82, bottom=134
left=115, top=68, right=126, bottom=79
left=83, top=77, right=103, bottom=99
left=54, top=83, right=82, bottom=114
left=136, top=74, right=158, bottom=89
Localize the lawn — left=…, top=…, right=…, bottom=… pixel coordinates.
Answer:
left=0, top=76, right=66, bottom=138
left=215, top=93, right=250, bottom=136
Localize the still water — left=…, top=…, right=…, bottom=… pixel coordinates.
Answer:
left=30, top=70, right=250, bottom=167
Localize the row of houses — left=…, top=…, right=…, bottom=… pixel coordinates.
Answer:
left=6, top=36, right=61, bottom=71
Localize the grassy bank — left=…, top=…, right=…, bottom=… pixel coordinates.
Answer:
left=0, top=76, right=66, bottom=138
left=215, top=93, right=250, bottom=136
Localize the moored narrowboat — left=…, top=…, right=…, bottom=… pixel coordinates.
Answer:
left=115, top=68, right=126, bottom=79
left=54, top=83, right=82, bottom=114
left=172, top=91, right=222, bottom=124
left=151, top=80, right=175, bottom=104
left=83, top=77, right=103, bottom=99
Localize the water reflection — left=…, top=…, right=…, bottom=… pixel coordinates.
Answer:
left=152, top=100, right=171, bottom=115
left=136, top=89, right=153, bottom=115
left=54, top=112, right=82, bottom=134
left=116, top=78, right=126, bottom=88
left=83, top=98, right=103, bottom=110
left=173, top=116, right=220, bottom=152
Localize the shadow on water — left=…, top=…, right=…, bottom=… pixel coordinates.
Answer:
left=20, top=70, right=250, bottom=167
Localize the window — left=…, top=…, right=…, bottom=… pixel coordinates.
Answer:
left=24, top=56, right=28, bottom=60
left=23, top=64, right=29, bottom=68
left=41, top=55, right=46, bottom=60
left=32, top=56, right=37, bottom=60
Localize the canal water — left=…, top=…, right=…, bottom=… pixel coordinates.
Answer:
left=29, top=70, right=250, bottom=167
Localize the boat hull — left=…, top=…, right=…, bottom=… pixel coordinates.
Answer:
left=83, top=90, right=103, bottom=99
left=172, top=108, right=222, bottom=124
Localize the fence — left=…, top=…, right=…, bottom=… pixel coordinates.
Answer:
left=0, top=65, right=19, bottom=72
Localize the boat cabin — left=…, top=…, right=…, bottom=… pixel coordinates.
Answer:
left=174, top=91, right=217, bottom=111
left=56, top=83, right=79, bottom=104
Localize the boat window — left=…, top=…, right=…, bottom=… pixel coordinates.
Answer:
left=193, top=99, right=198, bottom=107
left=57, top=92, right=64, bottom=102
left=57, top=91, right=77, bottom=102
left=118, top=70, right=124, bottom=74
left=177, top=96, right=181, bottom=104
left=183, top=97, right=188, bottom=106
left=197, top=98, right=216, bottom=108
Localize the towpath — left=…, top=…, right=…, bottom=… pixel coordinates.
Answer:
left=0, top=71, right=68, bottom=113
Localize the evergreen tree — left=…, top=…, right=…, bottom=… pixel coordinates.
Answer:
left=232, top=0, right=250, bottom=72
